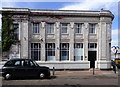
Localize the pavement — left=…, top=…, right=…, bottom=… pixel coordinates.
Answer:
left=0, top=69, right=119, bottom=87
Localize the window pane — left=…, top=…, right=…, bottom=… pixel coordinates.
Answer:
left=46, top=23, right=54, bottom=34
left=74, top=43, right=83, bottom=61
left=14, top=61, right=20, bottom=66
left=88, top=43, right=97, bottom=48
left=75, top=23, right=82, bottom=33
left=46, top=43, right=55, bottom=61
left=31, top=43, right=41, bottom=61
left=13, top=23, right=19, bottom=40
left=60, top=43, right=69, bottom=61
left=61, top=23, right=68, bottom=33
left=33, top=23, right=39, bottom=34
left=89, top=24, right=95, bottom=33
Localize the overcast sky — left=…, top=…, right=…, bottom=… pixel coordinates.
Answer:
left=0, top=0, right=119, bottom=47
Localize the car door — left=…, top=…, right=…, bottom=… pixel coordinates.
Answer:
left=23, top=60, right=38, bottom=77
left=13, top=60, right=25, bottom=78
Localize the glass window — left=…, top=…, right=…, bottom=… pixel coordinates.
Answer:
left=14, top=61, right=21, bottom=66
left=33, top=23, right=39, bottom=34
left=88, top=43, right=97, bottom=48
left=46, top=43, right=55, bottom=61
left=13, top=23, right=19, bottom=40
left=29, top=61, right=34, bottom=67
left=89, top=24, right=96, bottom=34
left=31, top=43, right=41, bottom=61
left=75, top=23, right=82, bottom=33
left=61, top=23, right=68, bottom=33
left=74, top=43, right=83, bottom=61
left=23, top=60, right=29, bottom=67
left=4, top=60, right=14, bottom=66
left=60, top=43, right=69, bottom=61
left=46, top=23, right=54, bottom=34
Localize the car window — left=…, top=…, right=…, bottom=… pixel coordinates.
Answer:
left=29, top=61, right=34, bottom=67
left=33, top=61, right=39, bottom=66
left=4, top=60, right=14, bottom=66
left=23, top=60, right=29, bottom=67
left=14, top=61, right=21, bottom=66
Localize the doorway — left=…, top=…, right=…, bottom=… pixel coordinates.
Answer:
left=88, top=51, right=96, bottom=68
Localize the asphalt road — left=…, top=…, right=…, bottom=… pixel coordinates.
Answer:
left=0, top=70, right=119, bottom=87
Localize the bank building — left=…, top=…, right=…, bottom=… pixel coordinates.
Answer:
left=1, top=8, right=114, bottom=69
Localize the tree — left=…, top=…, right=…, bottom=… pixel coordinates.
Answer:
left=2, top=14, right=14, bottom=52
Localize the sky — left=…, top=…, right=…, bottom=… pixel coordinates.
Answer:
left=0, top=0, right=119, bottom=47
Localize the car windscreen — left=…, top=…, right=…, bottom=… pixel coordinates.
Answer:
left=32, top=61, right=39, bottom=66
left=4, top=60, right=14, bottom=66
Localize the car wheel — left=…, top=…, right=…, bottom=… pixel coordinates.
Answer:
left=5, top=73, right=12, bottom=80
left=39, top=73, right=45, bottom=79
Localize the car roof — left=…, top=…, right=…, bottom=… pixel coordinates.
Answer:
left=8, top=58, right=32, bottom=61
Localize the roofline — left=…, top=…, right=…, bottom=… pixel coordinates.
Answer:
left=0, top=7, right=114, bottom=19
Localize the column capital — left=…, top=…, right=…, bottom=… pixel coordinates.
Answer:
left=41, top=22, right=45, bottom=29
left=70, top=22, right=74, bottom=29
left=55, top=22, right=60, bottom=29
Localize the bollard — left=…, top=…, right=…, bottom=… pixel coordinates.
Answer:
left=52, top=67, right=55, bottom=76
left=93, top=67, right=95, bottom=75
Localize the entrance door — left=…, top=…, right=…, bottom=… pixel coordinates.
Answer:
left=88, top=51, right=96, bottom=68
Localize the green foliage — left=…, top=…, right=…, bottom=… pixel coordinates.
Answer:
left=2, top=14, right=14, bottom=52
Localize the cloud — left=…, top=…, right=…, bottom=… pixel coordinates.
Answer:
left=59, top=0, right=119, bottom=46
left=59, top=0, right=119, bottom=15
left=1, top=2, right=17, bottom=8
left=112, top=29, right=118, bottom=46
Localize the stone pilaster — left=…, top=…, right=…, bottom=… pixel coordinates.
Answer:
left=55, top=22, right=60, bottom=61
left=106, top=23, right=112, bottom=61
left=100, top=22, right=107, bottom=60
left=20, top=20, right=29, bottom=59
left=40, top=22, right=46, bottom=61
left=69, top=22, right=74, bottom=61
left=83, top=23, right=88, bottom=61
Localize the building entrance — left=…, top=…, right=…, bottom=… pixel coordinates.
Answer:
left=88, top=51, right=96, bottom=68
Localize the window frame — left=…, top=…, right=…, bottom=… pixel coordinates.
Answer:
left=61, top=23, right=68, bottom=34
left=13, top=23, right=19, bottom=40
left=46, top=23, right=54, bottom=34
left=32, top=23, right=40, bottom=34
left=60, top=43, right=69, bottom=61
left=75, top=23, right=82, bottom=34
left=45, top=43, right=55, bottom=61
left=89, top=23, right=96, bottom=34
left=31, top=43, right=41, bottom=61
left=88, top=43, right=97, bottom=48
left=74, top=43, right=83, bottom=61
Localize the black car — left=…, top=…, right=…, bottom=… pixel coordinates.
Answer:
left=2, top=58, right=51, bottom=80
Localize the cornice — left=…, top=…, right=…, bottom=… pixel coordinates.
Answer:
left=0, top=8, right=114, bottom=20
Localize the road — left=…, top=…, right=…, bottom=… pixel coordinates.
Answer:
left=0, top=70, right=119, bottom=87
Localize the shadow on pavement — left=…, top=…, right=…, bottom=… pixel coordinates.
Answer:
left=2, top=76, right=57, bottom=80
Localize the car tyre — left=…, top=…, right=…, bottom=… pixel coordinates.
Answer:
left=5, top=73, right=12, bottom=80
left=39, top=73, right=45, bottom=79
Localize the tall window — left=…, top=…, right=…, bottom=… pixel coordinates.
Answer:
left=88, top=43, right=97, bottom=48
left=31, top=43, right=41, bottom=61
left=89, top=24, right=96, bottom=34
left=13, top=23, right=19, bottom=40
left=46, top=23, right=54, bottom=34
left=60, top=43, right=69, bottom=61
left=61, top=23, right=68, bottom=33
left=75, top=23, right=82, bottom=33
left=74, top=43, right=83, bottom=61
left=46, top=43, right=55, bottom=61
left=33, top=23, right=39, bottom=34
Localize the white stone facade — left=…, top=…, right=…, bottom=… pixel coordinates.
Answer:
left=1, top=8, right=114, bottom=69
